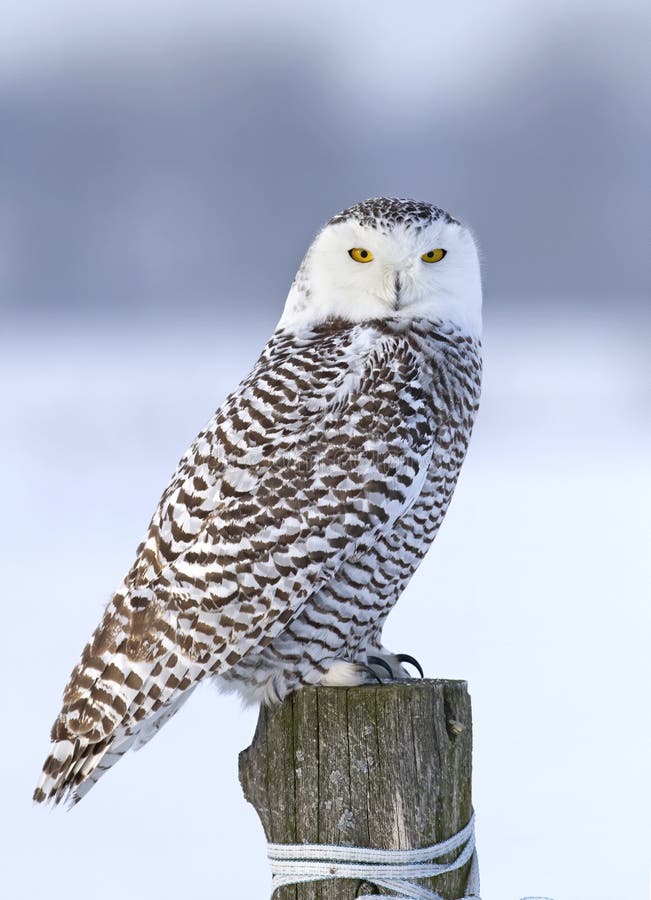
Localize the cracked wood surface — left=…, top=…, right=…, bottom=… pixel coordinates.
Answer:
left=239, top=680, right=473, bottom=899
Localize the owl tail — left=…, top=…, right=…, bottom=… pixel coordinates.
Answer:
left=33, top=646, right=141, bottom=806
left=34, top=588, right=205, bottom=806
left=33, top=730, right=133, bottom=807
left=33, top=684, right=196, bottom=806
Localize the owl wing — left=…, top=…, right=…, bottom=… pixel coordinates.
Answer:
left=34, top=325, right=435, bottom=805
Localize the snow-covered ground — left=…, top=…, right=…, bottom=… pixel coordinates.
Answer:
left=1, top=312, right=649, bottom=900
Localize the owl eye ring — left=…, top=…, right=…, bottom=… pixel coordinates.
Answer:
left=348, top=248, right=374, bottom=263
left=421, top=249, right=447, bottom=263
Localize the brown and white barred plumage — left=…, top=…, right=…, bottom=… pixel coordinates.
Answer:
left=222, top=319, right=480, bottom=699
left=34, top=198, right=482, bottom=806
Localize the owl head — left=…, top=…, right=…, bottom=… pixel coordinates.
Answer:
left=279, top=198, right=482, bottom=337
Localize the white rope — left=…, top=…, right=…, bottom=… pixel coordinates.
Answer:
left=267, top=812, right=480, bottom=899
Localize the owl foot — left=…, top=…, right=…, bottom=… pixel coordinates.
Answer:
left=320, top=654, right=423, bottom=688
left=395, top=653, right=425, bottom=678
left=367, top=655, right=397, bottom=679
left=357, top=662, right=384, bottom=683
left=321, top=659, right=383, bottom=687
left=367, top=652, right=425, bottom=680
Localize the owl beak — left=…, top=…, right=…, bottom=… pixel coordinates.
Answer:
left=393, top=271, right=403, bottom=309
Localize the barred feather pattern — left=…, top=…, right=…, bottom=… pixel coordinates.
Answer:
left=34, top=315, right=481, bottom=806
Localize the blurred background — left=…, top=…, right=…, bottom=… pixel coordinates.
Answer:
left=1, top=2, right=649, bottom=898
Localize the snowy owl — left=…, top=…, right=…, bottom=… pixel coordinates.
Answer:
left=34, top=197, right=482, bottom=806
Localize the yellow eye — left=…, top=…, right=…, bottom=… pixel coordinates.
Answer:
left=348, top=247, right=374, bottom=263
left=421, top=248, right=447, bottom=263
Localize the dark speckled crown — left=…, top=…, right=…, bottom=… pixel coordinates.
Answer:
left=328, top=197, right=458, bottom=233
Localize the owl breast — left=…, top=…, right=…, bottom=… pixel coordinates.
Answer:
left=220, top=317, right=481, bottom=703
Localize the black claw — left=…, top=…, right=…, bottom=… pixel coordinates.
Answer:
left=396, top=653, right=425, bottom=678
left=358, top=662, right=383, bottom=684
left=366, top=656, right=394, bottom=680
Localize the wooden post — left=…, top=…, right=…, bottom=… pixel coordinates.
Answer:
left=239, top=679, right=473, bottom=899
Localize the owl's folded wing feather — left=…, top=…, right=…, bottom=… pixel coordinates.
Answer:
left=34, top=326, right=435, bottom=805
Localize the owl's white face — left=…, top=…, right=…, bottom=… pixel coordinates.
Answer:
left=279, top=199, right=482, bottom=337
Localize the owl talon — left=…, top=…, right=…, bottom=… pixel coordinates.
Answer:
left=358, top=662, right=384, bottom=683
left=367, top=655, right=395, bottom=680
left=396, top=653, right=424, bottom=678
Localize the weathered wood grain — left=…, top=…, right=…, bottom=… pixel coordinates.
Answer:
left=239, top=680, right=473, bottom=899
